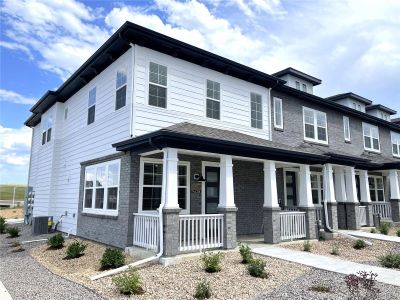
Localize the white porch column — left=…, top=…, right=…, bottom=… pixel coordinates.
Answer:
left=219, top=155, right=235, bottom=208
left=334, top=167, right=347, bottom=202
left=359, top=170, right=371, bottom=203
left=298, top=164, right=313, bottom=207
left=323, top=164, right=336, bottom=203
left=344, top=166, right=358, bottom=203
left=163, top=148, right=179, bottom=209
left=263, top=160, right=279, bottom=208
left=389, top=169, right=400, bottom=199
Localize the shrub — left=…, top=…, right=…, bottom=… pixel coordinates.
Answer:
left=7, top=226, right=20, bottom=238
left=247, top=258, right=269, bottom=278
left=378, top=222, right=391, bottom=235
left=202, top=252, right=223, bottom=273
left=303, top=240, right=312, bottom=252
left=112, top=267, right=144, bottom=295
left=379, top=253, right=400, bottom=269
left=345, top=271, right=380, bottom=299
left=353, top=239, right=366, bottom=250
left=396, top=229, right=400, bottom=237
left=0, top=216, right=7, bottom=234
left=330, top=245, right=339, bottom=256
left=66, top=241, right=87, bottom=259
left=239, top=243, right=253, bottom=264
left=47, top=233, right=65, bottom=249
left=309, top=284, right=331, bottom=293
left=370, top=228, right=376, bottom=234
left=194, top=280, right=211, bottom=299
left=100, top=248, right=125, bottom=270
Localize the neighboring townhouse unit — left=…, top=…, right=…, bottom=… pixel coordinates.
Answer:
left=25, top=22, right=400, bottom=256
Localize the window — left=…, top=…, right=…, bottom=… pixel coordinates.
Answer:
left=273, top=97, right=283, bottom=129
left=115, top=70, right=127, bottom=110
left=363, top=123, right=380, bottom=152
left=358, top=104, right=361, bottom=111
left=311, top=173, right=324, bottom=204
left=64, top=107, right=68, bottom=120
left=368, top=176, right=385, bottom=202
left=295, top=81, right=300, bottom=90
left=251, top=92, right=262, bottom=129
left=353, top=102, right=357, bottom=109
left=41, top=115, right=53, bottom=145
left=206, top=80, right=220, bottom=120
left=392, top=132, right=400, bottom=157
left=149, top=62, right=167, bottom=108
left=178, top=164, right=189, bottom=210
left=302, top=84, right=307, bottom=92
left=87, top=87, right=96, bottom=125
left=83, top=159, right=120, bottom=215
left=343, top=116, right=351, bottom=142
left=303, top=107, right=328, bottom=144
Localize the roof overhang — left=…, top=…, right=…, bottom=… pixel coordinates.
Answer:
left=326, top=93, right=373, bottom=105
left=272, top=67, right=322, bottom=86
left=366, top=104, right=397, bottom=115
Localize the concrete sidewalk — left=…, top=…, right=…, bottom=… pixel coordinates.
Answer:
left=253, top=246, right=400, bottom=287
left=5, top=218, right=24, bottom=224
left=0, top=280, right=12, bottom=300
left=339, top=230, right=400, bottom=243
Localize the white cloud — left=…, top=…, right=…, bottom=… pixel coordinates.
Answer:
left=0, top=89, right=36, bottom=105
left=0, top=41, right=34, bottom=59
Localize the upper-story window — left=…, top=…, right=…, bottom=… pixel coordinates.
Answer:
left=343, top=116, right=351, bottom=142
left=273, top=97, right=283, bottom=129
left=391, top=132, right=400, bottom=157
left=353, top=102, right=357, bottom=109
left=363, top=122, right=380, bottom=152
left=206, top=79, right=220, bottom=120
left=303, top=107, right=328, bottom=144
left=87, top=87, right=96, bottom=125
left=302, top=84, right=307, bottom=92
left=251, top=92, right=262, bottom=129
left=149, top=62, right=167, bottom=108
left=41, top=115, right=53, bottom=145
left=115, top=70, right=127, bottom=110
left=295, top=81, right=300, bottom=90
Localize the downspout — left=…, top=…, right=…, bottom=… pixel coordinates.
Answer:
left=129, top=43, right=136, bottom=137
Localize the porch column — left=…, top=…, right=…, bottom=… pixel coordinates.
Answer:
left=389, top=169, right=400, bottom=222
left=323, top=164, right=338, bottom=230
left=335, top=167, right=347, bottom=229
left=298, top=164, right=317, bottom=239
left=344, top=166, right=360, bottom=230
left=162, top=148, right=181, bottom=257
left=217, top=155, right=237, bottom=249
left=263, top=160, right=280, bottom=244
left=359, top=170, right=373, bottom=226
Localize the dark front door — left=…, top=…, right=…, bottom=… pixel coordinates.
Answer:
left=285, top=171, right=297, bottom=207
left=205, top=166, right=220, bottom=214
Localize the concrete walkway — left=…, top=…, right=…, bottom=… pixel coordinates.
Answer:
left=339, top=230, right=400, bottom=243
left=0, top=280, right=12, bottom=300
left=253, top=246, right=400, bottom=287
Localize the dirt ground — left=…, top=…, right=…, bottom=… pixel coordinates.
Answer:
left=0, top=207, right=23, bottom=219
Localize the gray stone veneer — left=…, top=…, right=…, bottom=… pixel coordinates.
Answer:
left=391, top=199, right=400, bottom=222
left=162, top=208, right=181, bottom=257
left=218, top=207, right=237, bottom=249
left=326, top=203, right=338, bottom=230
left=298, top=207, right=317, bottom=239
left=263, top=207, right=281, bottom=243
left=345, top=202, right=360, bottom=230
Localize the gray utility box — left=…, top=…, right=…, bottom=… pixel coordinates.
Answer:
left=32, top=216, right=49, bottom=235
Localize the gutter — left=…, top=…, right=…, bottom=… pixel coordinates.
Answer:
left=129, top=43, right=136, bottom=137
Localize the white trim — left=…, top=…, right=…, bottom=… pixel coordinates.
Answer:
left=368, top=175, right=385, bottom=202
left=273, top=97, right=283, bottom=130
left=310, top=171, right=323, bottom=204
left=302, top=106, right=328, bottom=145
left=250, top=92, right=263, bottom=129
left=147, top=61, right=168, bottom=109
left=201, top=161, right=220, bottom=214
left=362, top=122, right=380, bottom=153
left=283, top=168, right=299, bottom=207
left=206, top=79, right=221, bottom=120
left=391, top=131, right=400, bottom=158
left=343, top=116, right=351, bottom=142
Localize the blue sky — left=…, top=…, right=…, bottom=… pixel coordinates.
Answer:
left=0, top=0, right=400, bottom=184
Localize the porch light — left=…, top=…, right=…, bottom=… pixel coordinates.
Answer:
left=194, top=173, right=206, bottom=182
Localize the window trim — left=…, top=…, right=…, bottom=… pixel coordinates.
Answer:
left=295, top=81, right=300, bottom=90
left=206, top=79, right=221, bottom=120
left=368, top=175, right=385, bottom=202
left=310, top=172, right=324, bottom=205
left=302, top=107, right=328, bottom=145
left=273, top=97, right=283, bottom=130
left=148, top=61, right=168, bottom=109
left=343, top=116, right=351, bottom=142
left=87, top=86, right=96, bottom=125
left=302, top=83, right=307, bottom=92
left=362, top=122, right=380, bottom=153
left=250, top=92, right=263, bottom=129
left=82, top=159, right=121, bottom=216
left=115, top=69, right=127, bottom=110
left=391, top=131, right=400, bottom=158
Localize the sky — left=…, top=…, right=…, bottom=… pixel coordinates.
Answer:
left=0, top=0, right=399, bottom=184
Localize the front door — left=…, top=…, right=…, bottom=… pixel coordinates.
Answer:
left=205, top=166, right=220, bottom=214
left=285, top=171, right=297, bottom=207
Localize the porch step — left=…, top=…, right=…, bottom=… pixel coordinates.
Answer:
left=338, top=230, right=400, bottom=243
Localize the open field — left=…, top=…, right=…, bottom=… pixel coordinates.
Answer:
left=0, top=207, right=24, bottom=219
left=0, top=184, right=27, bottom=201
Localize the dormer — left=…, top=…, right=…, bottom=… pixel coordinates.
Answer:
left=392, top=118, right=400, bottom=125
left=366, top=104, right=396, bottom=121
left=272, top=67, right=321, bottom=94
left=326, top=93, right=372, bottom=113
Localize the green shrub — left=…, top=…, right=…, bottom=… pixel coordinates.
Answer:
left=309, top=284, right=331, bottom=293
left=396, top=229, right=400, bottom=237
left=303, top=240, right=312, bottom=252
left=239, top=243, right=253, bottom=264
left=0, top=216, right=7, bottom=234
left=247, top=258, right=268, bottom=278
left=353, top=239, right=366, bottom=250
left=100, top=248, right=125, bottom=270
left=202, top=252, right=223, bottom=273
left=378, top=222, right=391, bottom=235
left=47, top=233, right=65, bottom=249
left=330, top=245, right=339, bottom=256
left=112, top=267, right=144, bottom=295
left=370, top=228, right=376, bottom=234
left=7, top=226, right=20, bottom=238
left=66, top=241, right=87, bottom=259
left=194, top=280, right=211, bottom=299
left=379, top=253, right=400, bottom=269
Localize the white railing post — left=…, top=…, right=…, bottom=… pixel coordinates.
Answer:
left=132, top=213, right=160, bottom=251
left=279, top=211, right=306, bottom=241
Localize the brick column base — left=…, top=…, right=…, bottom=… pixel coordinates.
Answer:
left=263, top=207, right=281, bottom=244
left=326, top=203, right=338, bottom=230
left=298, top=207, right=317, bottom=239
left=217, top=207, right=237, bottom=249
left=360, top=202, right=374, bottom=226
left=337, top=202, right=347, bottom=229
left=345, top=202, right=360, bottom=230
left=162, top=208, right=181, bottom=257
left=391, top=199, right=400, bottom=222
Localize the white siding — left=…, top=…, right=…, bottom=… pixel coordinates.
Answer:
left=280, top=74, right=314, bottom=94
left=335, top=98, right=366, bottom=113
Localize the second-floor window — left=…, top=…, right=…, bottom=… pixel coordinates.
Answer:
left=392, top=132, right=400, bottom=157
left=302, top=84, right=307, bottom=92
left=303, top=107, right=328, bottom=144
left=206, top=79, right=220, bottom=120
left=251, top=92, right=262, bottom=129
left=343, top=116, right=351, bottom=142
left=115, top=70, right=127, bottom=110
left=295, top=81, right=300, bottom=90
left=363, top=123, right=380, bottom=152
left=149, top=62, right=167, bottom=108
left=41, top=116, right=53, bottom=145
left=273, top=97, right=283, bottom=129
left=87, top=87, right=96, bottom=125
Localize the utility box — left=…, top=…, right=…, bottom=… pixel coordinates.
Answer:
left=32, top=216, right=49, bottom=235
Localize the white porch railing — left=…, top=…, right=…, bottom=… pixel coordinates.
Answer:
left=132, top=213, right=159, bottom=251
left=358, top=206, right=367, bottom=226
left=179, top=214, right=224, bottom=252
left=372, top=202, right=392, bottom=220
left=280, top=211, right=307, bottom=241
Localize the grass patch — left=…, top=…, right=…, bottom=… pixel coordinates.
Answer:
left=0, top=184, right=26, bottom=201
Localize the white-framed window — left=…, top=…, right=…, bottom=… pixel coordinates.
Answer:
left=139, top=158, right=190, bottom=213
left=358, top=104, right=361, bottom=111
left=273, top=97, right=283, bottom=129
left=206, top=79, right=220, bottom=120
left=250, top=92, right=262, bottom=129
left=87, top=87, right=96, bottom=125
left=295, top=81, right=300, bottom=90
left=391, top=132, right=400, bottom=157
left=363, top=123, right=380, bottom=152
left=353, top=102, right=357, bottom=109
left=41, top=115, right=53, bottom=145
left=64, top=107, right=68, bottom=120
left=310, top=172, right=323, bottom=204
left=302, top=84, right=307, bottom=92
left=303, top=107, right=328, bottom=144
left=83, top=159, right=120, bottom=215
left=343, top=116, right=351, bottom=142
left=115, top=70, right=127, bottom=110
left=368, top=176, right=385, bottom=202
left=149, top=62, right=167, bottom=108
